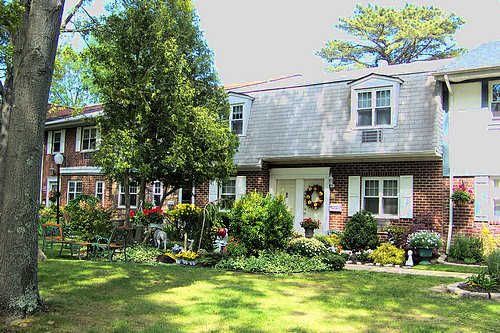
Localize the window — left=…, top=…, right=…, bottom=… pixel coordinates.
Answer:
left=180, top=187, right=193, bottom=204
left=220, top=178, right=236, bottom=210
left=493, top=178, right=500, bottom=217
left=47, top=130, right=65, bottom=154
left=67, top=181, right=83, bottom=202
left=153, top=181, right=163, bottom=207
left=491, top=83, right=500, bottom=119
left=119, top=181, right=138, bottom=207
left=362, top=178, right=399, bottom=216
left=231, top=105, right=243, bottom=135
left=81, top=126, right=98, bottom=151
left=356, top=88, right=392, bottom=127
left=95, top=181, right=105, bottom=206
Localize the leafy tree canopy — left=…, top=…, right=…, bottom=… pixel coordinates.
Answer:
left=89, top=0, right=238, bottom=198
left=49, top=45, right=99, bottom=107
left=317, top=3, right=465, bottom=71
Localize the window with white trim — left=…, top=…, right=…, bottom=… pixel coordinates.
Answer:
left=67, top=181, right=83, bottom=202
left=153, top=181, right=163, bottom=207
left=95, top=181, right=105, bottom=206
left=81, top=126, right=98, bottom=151
left=356, top=88, right=392, bottom=127
left=362, top=178, right=399, bottom=216
left=490, top=82, right=500, bottom=120
left=230, top=105, right=243, bottom=135
left=493, top=178, right=500, bottom=217
left=220, top=178, right=236, bottom=210
left=119, top=181, right=138, bottom=207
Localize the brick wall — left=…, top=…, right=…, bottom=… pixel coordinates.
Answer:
left=327, top=160, right=444, bottom=232
left=442, top=177, right=500, bottom=237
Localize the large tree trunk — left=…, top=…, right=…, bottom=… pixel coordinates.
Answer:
left=0, top=0, right=65, bottom=318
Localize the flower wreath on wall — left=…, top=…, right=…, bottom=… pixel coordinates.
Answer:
left=304, top=184, right=324, bottom=210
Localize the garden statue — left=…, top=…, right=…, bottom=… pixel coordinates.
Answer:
left=172, top=244, right=183, bottom=254
left=213, top=228, right=228, bottom=253
left=187, top=239, right=194, bottom=251
left=154, top=228, right=167, bottom=250
left=405, top=250, right=414, bottom=267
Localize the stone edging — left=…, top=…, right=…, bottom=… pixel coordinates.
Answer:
left=446, top=282, right=500, bottom=301
left=437, top=255, right=487, bottom=268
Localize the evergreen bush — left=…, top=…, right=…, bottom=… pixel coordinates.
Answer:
left=369, top=243, right=405, bottom=265
left=341, top=210, right=379, bottom=251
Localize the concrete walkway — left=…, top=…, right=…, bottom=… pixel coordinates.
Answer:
left=344, top=264, right=472, bottom=279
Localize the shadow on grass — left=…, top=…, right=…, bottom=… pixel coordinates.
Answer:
left=4, top=260, right=499, bottom=333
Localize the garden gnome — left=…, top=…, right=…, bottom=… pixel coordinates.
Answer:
left=214, top=228, right=228, bottom=253
left=405, top=250, right=414, bottom=267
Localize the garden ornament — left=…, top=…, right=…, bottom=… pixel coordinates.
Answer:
left=154, top=229, right=167, bottom=250
left=405, top=250, right=414, bottom=267
left=172, top=244, right=183, bottom=254
left=213, top=228, right=229, bottom=253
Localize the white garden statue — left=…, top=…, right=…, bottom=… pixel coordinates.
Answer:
left=405, top=250, right=414, bottom=267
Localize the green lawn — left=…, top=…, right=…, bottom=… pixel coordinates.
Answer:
left=412, top=263, right=484, bottom=274
left=4, top=260, right=499, bottom=333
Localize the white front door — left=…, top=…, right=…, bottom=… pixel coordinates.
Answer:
left=276, top=179, right=297, bottom=229
left=46, top=180, right=58, bottom=207
left=303, top=179, right=325, bottom=236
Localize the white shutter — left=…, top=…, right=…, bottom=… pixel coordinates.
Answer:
left=59, top=129, right=66, bottom=153
left=75, top=127, right=82, bottom=152
left=348, top=176, right=361, bottom=217
left=208, top=181, right=219, bottom=203
left=399, top=175, right=413, bottom=218
left=474, top=176, right=490, bottom=222
left=46, top=131, right=53, bottom=154
left=235, top=176, right=246, bottom=200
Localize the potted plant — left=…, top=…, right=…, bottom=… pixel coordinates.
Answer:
left=451, top=184, right=473, bottom=206
left=407, top=230, right=442, bottom=265
left=300, top=218, right=320, bottom=238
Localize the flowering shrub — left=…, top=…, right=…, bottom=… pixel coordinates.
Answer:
left=226, top=237, right=248, bottom=257
left=300, top=218, right=320, bottom=230
left=168, top=204, right=202, bottom=242
left=408, top=230, right=442, bottom=249
left=130, top=206, right=165, bottom=225
left=175, top=250, right=199, bottom=261
left=451, top=183, right=473, bottom=204
left=287, top=237, right=327, bottom=257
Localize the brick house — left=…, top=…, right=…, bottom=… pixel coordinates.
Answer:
left=41, top=105, right=194, bottom=212
left=195, top=59, right=452, bottom=236
left=434, top=40, right=500, bottom=239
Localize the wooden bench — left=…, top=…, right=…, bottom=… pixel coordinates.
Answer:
left=41, top=222, right=92, bottom=259
left=92, top=226, right=130, bottom=262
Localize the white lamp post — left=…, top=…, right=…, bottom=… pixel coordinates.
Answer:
left=54, top=153, right=64, bottom=224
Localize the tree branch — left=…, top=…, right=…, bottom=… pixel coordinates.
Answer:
left=61, top=0, right=87, bottom=32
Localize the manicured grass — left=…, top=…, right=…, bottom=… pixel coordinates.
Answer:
left=412, top=263, right=484, bottom=274
left=3, top=260, right=499, bottom=332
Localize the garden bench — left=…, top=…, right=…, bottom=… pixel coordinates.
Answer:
left=41, top=222, right=93, bottom=259
left=92, top=226, right=130, bottom=262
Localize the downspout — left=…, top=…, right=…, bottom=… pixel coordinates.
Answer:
left=444, top=74, right=454, bottom=253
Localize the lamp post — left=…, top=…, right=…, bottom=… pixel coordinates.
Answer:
left=54, top=153, right=64, bottom=224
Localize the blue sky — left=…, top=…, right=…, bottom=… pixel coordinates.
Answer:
left=64, top=0, right=500, bottom=85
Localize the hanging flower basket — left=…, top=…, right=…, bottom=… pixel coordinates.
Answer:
left=304, top=185, right=324, bottom=210
left=451, top=183, right=473, bottom=206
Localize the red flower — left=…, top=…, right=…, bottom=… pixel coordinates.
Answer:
left=130, top=210, right=135, bottom=217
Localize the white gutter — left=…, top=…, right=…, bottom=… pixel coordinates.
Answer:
left=445, top=74, right=454, bottom=253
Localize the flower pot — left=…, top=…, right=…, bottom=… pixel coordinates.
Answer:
left=454, top=200, right=468, bottom=207
left=304, top=228, right=314, bottom=238
left=418, top=248, right=433, bottom=265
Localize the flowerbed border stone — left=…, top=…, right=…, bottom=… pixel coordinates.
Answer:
left=446, top=282, right=500, bottom=301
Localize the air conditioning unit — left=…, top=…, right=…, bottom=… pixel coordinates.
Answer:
left=361, top=130, right=382, bottom=143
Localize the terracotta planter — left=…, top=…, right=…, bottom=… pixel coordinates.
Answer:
left=304, top=228, right=314, bottom=238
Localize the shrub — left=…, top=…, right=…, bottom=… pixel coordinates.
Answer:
left=114, top=245, right=163, bottom=263
left=341, top=210, right=379, bottom=251
left=229, top=192, right=294, bottom=255
left=321, top=253, right=346, bottom=271
left=214, top=251, right=332, bottom=274
left=315, top=235, right=340, bottom=247
left=287, top=237, right=327, bottom=257
left=354, top=251, right=372, bottom=262
left=226, top=237, right=248, bottom=257
left=198, top=252, right=227, bottom=267
left=369, top=243, right=406, bottom=265
left=448, top=235, right=483, bottom=263
left=466, top=272, right=499, bottom=292
left=64, top=195, right=112, bottom=241
left=385, top=225, right=410, bottom=248
left=485, top=249, right=500, bottom=281
left=168, top=204, right=203, bottom=246
left=480, top=227, right=500, bottom=256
